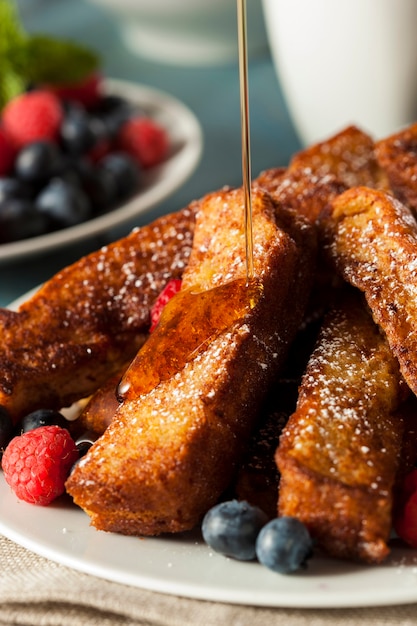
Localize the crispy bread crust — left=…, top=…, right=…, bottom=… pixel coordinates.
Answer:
left=375, top=122, right=417, bottom=214
left=320, top=186, right=417, bottom=396
left=289, top=125, right=389, bottom=190
left=0, top=205, right=196, bottom=422
left=276, top=292, right=407, bottom=563
left=256, top=126, right=388, bottom=226
left=66, top=187, right=317, bottom=536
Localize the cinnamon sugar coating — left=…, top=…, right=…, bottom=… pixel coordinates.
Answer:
left=277, top=292, right=408, bottom=563
left=375, top=122, right=417, bottom=215
left=0, top=205, right=197, bottom=422
left=320, top=186, right=417, bottom=396
left=66, top=187, right=316, bottom=536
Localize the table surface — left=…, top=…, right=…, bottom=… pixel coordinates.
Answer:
left=1, top=0, right=301, bottom=307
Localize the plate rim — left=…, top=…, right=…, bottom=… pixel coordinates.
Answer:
left=1, top=470, right=417, bottom=609
left=0, top=78, right=203, bottom=264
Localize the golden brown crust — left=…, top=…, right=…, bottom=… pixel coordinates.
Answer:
left=0, top=205, right=197, bottom=422
left=276, top=291, right=407, bottom=563
left=320, top=186, right=417, bottom=396
left=375, top=122, right=417, bottom=214
left=255, top=167, right=346, bottom=224
left=66, top=187, right=317, bottom=536
left=256, top=126, right=388, bottom=225
left=289, top=125, right=389, bottom=190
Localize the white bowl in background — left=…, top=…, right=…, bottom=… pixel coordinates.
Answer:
left=263, top=0, right=417, bottom=145
left=88, top=0, right=268, bottom=66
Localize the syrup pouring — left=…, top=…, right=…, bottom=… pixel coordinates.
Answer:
left=237, top=0, right=255, bottom=282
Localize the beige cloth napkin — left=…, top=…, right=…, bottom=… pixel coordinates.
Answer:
left=1, top=533, right=417, bottom=626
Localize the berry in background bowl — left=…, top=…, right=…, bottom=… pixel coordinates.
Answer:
left=0, top=1, right=202, bottom=262
left=0, top=78, right=202, bottom=263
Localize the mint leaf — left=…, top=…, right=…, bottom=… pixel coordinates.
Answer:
left=0, top=69, right=26, bottom=110
left=25, top=35, right=100, bottom=86
left=0, top=0, right=28, bottom=108
left=0, top=0, right=101, bottom=109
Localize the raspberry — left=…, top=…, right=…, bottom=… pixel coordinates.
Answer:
left=117, top=116, right=169, bottom=168
left=0, top=127, right=15, bottom=175
left=2, top=90, right=63, bottom=150
left=48, top=72, right=102, bottom=110
left=150, top=279, right=182, bottom=331
left=394, top=469, right=417, bottom=548
left=2, top=425, right=79, bottom=506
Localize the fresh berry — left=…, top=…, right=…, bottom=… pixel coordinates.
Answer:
left=0, top=83, right=167, bottom=244
left=2, top=90, right=63, bottom=150
left=15, top=140, right=63, bottom=183
left=0, top=128, right=15, bottom=175
left=98, top=152, right=140, bottom=202
left=60, top=106, right=109, bottom=157
left=0, top=177, right=33, bottom=203
left=0, top=197, right=49, bottom=243
left=394, top=489, right=417, bottom=548
left=150, top=279, right=182, bottom=331
left=16, top=408, right=67, bottom=435
left=393, top=469, right=417, bottom=548
left=75, top=432, right=98, bottom=457
left=0, top=407, right=14, bottom=453
left=78, top=162, right=118, bottom=213
left=97, top=94, right=136, bottom=137
left=2, top=425, right=79, bottom=505
left=255, top=517, right=313, bottom=574
left=117, top=116, right=169, bottom=168
left=202, top=500, right=268, bottom=561
left=35, top=177, right=91, bottom=229
left=49, top=72, right=102, bottom=110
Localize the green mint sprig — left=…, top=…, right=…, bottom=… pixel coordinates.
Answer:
left=0, top=0, right=28, bottom=107
left=0, top=0, right=100, bottom=110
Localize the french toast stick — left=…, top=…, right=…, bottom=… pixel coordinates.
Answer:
left=256, top=126, right=387, bottom=225
left=276, top=291, right=408, bottom=563
left=0, top=205, right=196, bottom=423
left=288, top=125, right=388, bottom=190
left=66, top=186, right=317, bottom=536
left=375, top=122, right=417, bottom=214
left=320, top=186, right=417, bottom=396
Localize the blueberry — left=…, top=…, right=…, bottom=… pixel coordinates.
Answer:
left=35, top=177, right=92, bottom=228
left=17, top=408, right=68, bottom=435
left=255, top=516, right=313, bottom=574
left=201, top=500, right=269, bottom=561
left=95, top=95, right=136, bottom=137
left=99, top=152, right=140, bottom=202
left=15, top=140, right=63, bottom=184
left=75, top=431, right=98, bottom=457
left=0, top=177, right=34, bottom=203
left=0, top=406, right=14, bottom=451
left=61, top=107, right=108, bottom=155
left=80, top=164, right=118, bottom=213
left=0, top=197, right=49, bottom=243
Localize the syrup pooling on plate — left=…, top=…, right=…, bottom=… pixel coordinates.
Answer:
left=117, top=277, right=262, bottom=402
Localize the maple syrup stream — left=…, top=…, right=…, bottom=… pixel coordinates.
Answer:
left=117, top=3, right=258, bottom=401
left=237, top=0, right=255, bottom=282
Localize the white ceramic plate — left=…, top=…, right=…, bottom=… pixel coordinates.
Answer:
left=3, top=291, right=417, bottom=608
left=1, top=472, right=417, bottom=608
left=0, top=78, right=203, bottom=264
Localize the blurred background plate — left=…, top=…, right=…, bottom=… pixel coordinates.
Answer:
left=0, top=78, right=203, bottom=265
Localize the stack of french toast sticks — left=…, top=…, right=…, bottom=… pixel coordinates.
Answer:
left=3, top=122, right=417, bottom=565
